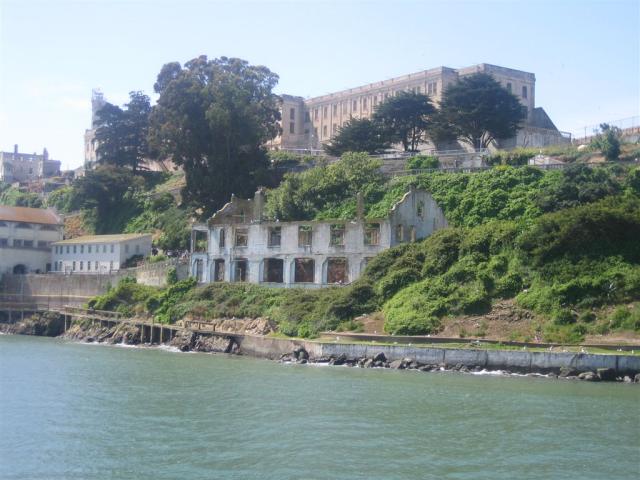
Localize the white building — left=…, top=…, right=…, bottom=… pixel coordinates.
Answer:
left=190, top=187, right=447, bottom=286
left=0, top=206, right=63, bottom=274
left=51, top=233, right=152, bottom=273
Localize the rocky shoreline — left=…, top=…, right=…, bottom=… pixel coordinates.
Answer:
left=2, top=313, right=640, bottom=383
left=279, top=346, right=640, bottom=383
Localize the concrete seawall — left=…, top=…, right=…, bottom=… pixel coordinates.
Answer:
left=237, top=335, right=640, bottom=375
left=0, top=261, right=189, bottom=305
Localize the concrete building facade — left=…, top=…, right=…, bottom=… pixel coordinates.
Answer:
left=0, top=145, right=62, bottom=183
left=0, top=206, right=63, bottom=275
left=190, top=187, right=447, bottom=286
left=270, top=63, right=569, bottom=151
left=51, top=233, right=152, bottom=273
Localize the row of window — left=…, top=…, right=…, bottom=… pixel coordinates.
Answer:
left=0, top=221, right=58, bottom=230
left=54, top=260, right=115, bottom=272
left=194, top=223, right=385, bottom=253
left=311, top=86, right=437, bottom=122
left=195, top=256, right=361, bottom=284
left=0, top=238, right=50, bottom=248
left=53, top=244, right=141, bottom=255
left=194, top=221, right=422, bottom=253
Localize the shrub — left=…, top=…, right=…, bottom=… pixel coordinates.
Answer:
left=407, top=155, right=440, bottom=170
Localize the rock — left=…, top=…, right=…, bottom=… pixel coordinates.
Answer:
left=332, top=354, right=347, bottom=366
left=373, top=360, right=383, bottom=368
left=373, top=352, right=387, bottom=363
left=364, top=358, right=374, bottom=368
left=578, top=372, right=599, bottom=381
left=408, top=361, right=420, bottom=370
left=634, top=373, right=640, bottom=383
left=298, top=359, right=308, bottom=365
left=472, top=365, right=483, bottom=372
left=293, top=346, right=309, bottom=361
left=623, top=376, right=633, bottom=383
left=389, top=359, right=404, bottom=369
left=459, top=366, right=469, bottom=373
left=597, top=368, right=616, bottom=381
left=559, top=367, right=578, bottom=377
left=419, top=366, right=431, bottom=372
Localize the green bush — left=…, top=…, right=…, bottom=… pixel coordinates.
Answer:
left=486, top=148, right=537, bottom=166
left=407, top=155, right=440, bottom=170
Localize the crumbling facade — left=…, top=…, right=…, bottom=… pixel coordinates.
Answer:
left=190, top=187, right=447, bottom=286
left=268, top=63, right=570, bottom=151
left=0, top=145, right=61, bottom=183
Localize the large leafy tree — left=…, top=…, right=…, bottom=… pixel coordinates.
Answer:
left=69, top=166, right=145, bottom=233
left=324, top=118, right=390, bottom=156
left=439, top=73, right=526, bottom=149
left=372, top=91, right=436, bottom=152
left=94, top=91, right=151, bottom=173
left=149, top=55, right=281, bottom=215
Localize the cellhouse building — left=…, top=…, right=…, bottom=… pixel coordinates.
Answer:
left=267, top=63, right=570, bottom=152
left=51, top=233, right=152, bottom=273
left=190, top=187, right=447, bottom=287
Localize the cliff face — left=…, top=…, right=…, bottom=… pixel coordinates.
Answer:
left=0, top=312, right=64, bottom=337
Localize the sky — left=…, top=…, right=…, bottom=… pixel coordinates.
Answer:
left=1, top=0, right=638, bottom=170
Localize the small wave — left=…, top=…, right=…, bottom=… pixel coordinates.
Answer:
left=469, top=369, right=507, bottom=376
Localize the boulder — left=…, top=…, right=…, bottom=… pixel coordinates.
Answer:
left=559, top=367, right=578, bottom=378
left=597, top=368, right=616, bottom=381
left=634, top=373, right=640, bottom=383
left=578, top=371, right=599, bottom=381
left=373, top=360, right=383, bottom=368
left=332, top=354, right=347, bottom=366
left=292, top=346, right=309, bottom=360
left=623, top=376, right=633, bottom=383
left=373, top=352, right=387, bottom=363
left=389, top=359, right=404, bottom=369
left=364, top=358, right=374, bottom=368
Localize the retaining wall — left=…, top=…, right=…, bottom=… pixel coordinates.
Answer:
left=0, top=261, right=189, bottom=304
left=237, top=336, right=640, bottom=374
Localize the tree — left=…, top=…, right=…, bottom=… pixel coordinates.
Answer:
left=149, top=56, right=281, bottom=216
left=439, top=73, right=526, bottom=149
left=372, top=91, right=436, bottom=151
left=95, top=91, right=151, bottom=173
left=69, top=166, right=144, bottom=233
left=324, top=118, right=390, bottom=156
left=590, top=123, right=621, bottom=161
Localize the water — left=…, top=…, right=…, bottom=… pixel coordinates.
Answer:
left=1, top=335, right=639, bottom=480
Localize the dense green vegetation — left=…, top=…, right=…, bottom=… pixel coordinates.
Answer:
left=89, top=159, right=640, bottom=343
left=0, top=182, right=44, bottom=208
left=46, top=167, right=192, bottom=250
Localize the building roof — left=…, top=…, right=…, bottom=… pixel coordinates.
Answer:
left=0, top=205, right=61, bottom=225
left=52, top=233, right=152, bottom=245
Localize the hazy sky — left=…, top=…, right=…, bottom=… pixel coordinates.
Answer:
left=1, top=0, right=638, bottom=169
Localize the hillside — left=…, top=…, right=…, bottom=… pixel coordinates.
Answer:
left=87, top=156, right=640, bottom=344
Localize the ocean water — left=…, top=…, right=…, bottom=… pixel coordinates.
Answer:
left=1, top=335, right=638, bottom=480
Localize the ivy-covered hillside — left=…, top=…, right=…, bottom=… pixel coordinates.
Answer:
left=88, top=154, right=640, bottom=344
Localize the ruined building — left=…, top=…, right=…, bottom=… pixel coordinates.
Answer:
left=190, top=187, right=447, bottom=286
left=83, top=89, right=107, bottom=169
left=268, top=63, right=570, bottom=152
left=0, top=145, right=61, bottom=183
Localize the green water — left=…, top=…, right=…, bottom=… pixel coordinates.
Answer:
left=1, top=335, right=638, bottom=480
